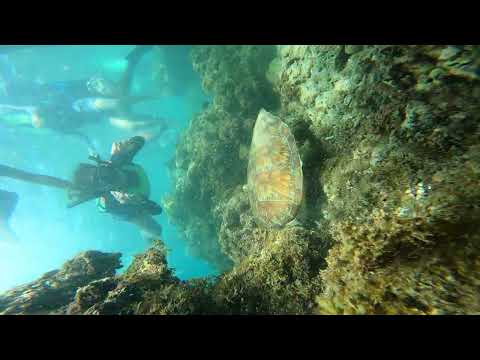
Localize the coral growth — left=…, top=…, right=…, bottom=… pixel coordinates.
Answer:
left=191, top=45, right=279, bottom=117
left=211, top=226, right=328, bottom=314
left=216, top=186, right=260, bottom=264
left=269, top=45, right=480, bottom=314
left=162, top=107, right=251, bottom=271
left=164, top=45, right=480, bottom=314
left=68, top=241, right=186, bottom=315
left=163, top=46, right=280, bottom=272
left=317, top=150, right=480, bottom=314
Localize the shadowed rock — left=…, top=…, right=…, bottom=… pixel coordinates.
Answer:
left=0, top=251, right=122, bottom=315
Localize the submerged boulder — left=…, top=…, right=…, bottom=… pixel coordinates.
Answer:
left=0, top=251, right=121, bottom=315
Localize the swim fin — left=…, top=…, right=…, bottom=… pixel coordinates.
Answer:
left=125, top=46, right=155, bottom=64
left=131, top=214, right=163, bottom=241
left=0, top=220, right=18, bottom=243
left=118, top=45, right=155, bottom=97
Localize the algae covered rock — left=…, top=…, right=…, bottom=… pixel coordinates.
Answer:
left=216, top=185, right=259, bottom=264
left=266, top=45, right=480, bottom=314
left=162, top=107, right=253, bottom=271
left=211, top=226, right=328, bottom=314
left=68, top=241, right=181, bottom=315
left=0, top=251, right=121, bottom=315
left=68, top=277, right=120, bottom=314
left=191, top=45, right=279, bottom=117
left=163, top=46, right=281, bottom=271
left=123, top=240, right=172, bottom=282
left=316, top=149, right=480, bottom=314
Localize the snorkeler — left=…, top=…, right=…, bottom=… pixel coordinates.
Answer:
left=71, top=45, right=157, bottom=114
left=67, top=136, right=164, bottom=241
left=0, top=46, right=157, bottom=148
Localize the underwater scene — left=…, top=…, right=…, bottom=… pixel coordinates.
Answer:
left=0, top=45, right=479, bottom=315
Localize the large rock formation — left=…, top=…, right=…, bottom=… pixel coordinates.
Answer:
left=0, top=251, right=122, bottom=314
left=165, top=45, right=480, bottom=314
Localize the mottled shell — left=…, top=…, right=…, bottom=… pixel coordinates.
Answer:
left=247, top=109, right=303, bottom=228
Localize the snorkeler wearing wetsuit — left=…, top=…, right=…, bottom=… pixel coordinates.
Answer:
left=0, top=46, right=157, bottom=148
left=68, top=136, right=163, bottom=241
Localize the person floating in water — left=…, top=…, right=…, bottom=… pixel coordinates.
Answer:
left=0, top=46, right=159, bottom=149
left=68, top=136, right=164, bottom=241
left=0, top=133, right=164, bottom=242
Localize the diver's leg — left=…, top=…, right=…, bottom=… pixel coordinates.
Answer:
left=0, top=190, right=19, bottom=242
left=119, top=46, right=155, bottom=96
left=0, top=220, right=18, bottom=243
left=109, top=113, right=168, bottom=135
left=0, top=190, right=18, bottom=219
left=130, top=214, right=163, bottom=242
left=0, top=164, right=72, bottom=190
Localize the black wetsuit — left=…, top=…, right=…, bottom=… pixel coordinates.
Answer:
left=71, top=135, right=163, bottom=239
left=101, top=136, right=161, bottom=221
left=1, top=79, right=90, bottom=106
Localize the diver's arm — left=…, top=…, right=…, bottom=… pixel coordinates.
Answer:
left=0, top=164, right=72, bottom=190
left=44, top=79, right=91, bottom=99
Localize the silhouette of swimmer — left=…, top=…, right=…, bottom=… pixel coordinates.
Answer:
left=0, top=46, right=157, bottom=150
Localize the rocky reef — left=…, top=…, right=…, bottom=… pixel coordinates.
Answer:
left=2, top=45, right=479, bottom=314
left=272, top=45, right=480, bottom=314
left=66, top=241, right=203, bottom=315
left=0, top=251, right=122, bottom=314
left=162, top=46, right=280, bottom=272
left=164, top=45, right=480, bottom=315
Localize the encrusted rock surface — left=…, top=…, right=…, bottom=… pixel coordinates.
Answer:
left=0, top=251, right=121, bottom=314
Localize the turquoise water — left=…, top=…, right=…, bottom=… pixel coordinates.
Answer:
left=0, top=45, right=217, bottom=293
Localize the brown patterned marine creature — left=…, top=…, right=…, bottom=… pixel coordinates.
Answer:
left=246, top=109, right=303, bottom=228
